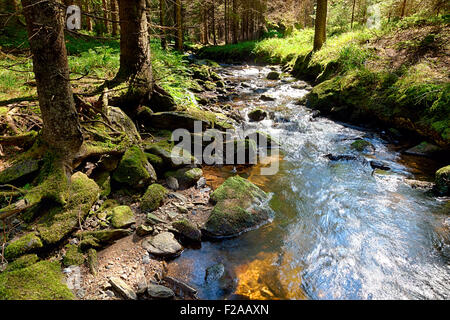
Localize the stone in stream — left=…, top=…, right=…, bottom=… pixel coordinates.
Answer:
left=109, top=276, right=137, bottom=300
left=260, top=94, right=276, bottom=102
left=203, top=175, right=274, bottom=238
left=266, top=71, right=280, bottom=80
left=434, top=165, right=450, bottom=196
left=142, top=232, right=183, bottom=258
left=248, top=108, right=267, bottom=122
left=350, top=139, right=375, bottom=153
left=205, top=263, right=225, bottom=283
left=404, top=141, right=443, bottom=157
left=147, top=284, right=175, bottom=299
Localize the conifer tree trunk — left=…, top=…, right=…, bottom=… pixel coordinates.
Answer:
left=175, top=0, right=183, bottom=51
left=160, top=0, right=167, bottom=48
left=21, top=0, right=83, bottom=160
left=111, top=0, right=119, bottom=36
left=313, top=0, right=327, bottom=51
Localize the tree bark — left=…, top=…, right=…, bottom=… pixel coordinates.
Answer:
left=175, top=0, right=183, bottom=51
left=313, top=0, right=327, bottom=51
left=21, top=0, right=83, bottom=160
left=351, top=0, right=356, bottom=29
left=110, top=0, right=119, bottom=36
left=160, top=0, right=167, bottom=49
left=232, top=0, right=238, bottom=44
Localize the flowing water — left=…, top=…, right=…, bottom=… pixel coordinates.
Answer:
left=167, top=64, right=450, bottom=300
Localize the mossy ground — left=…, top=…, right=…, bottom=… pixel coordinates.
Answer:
left=0, top=260, right=75, bottom=300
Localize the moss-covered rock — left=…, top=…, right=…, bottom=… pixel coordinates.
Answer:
left=141, top=184, right=168, bottom=212
left=141, top=111, right=210, bottom=132
left=92, top=170, right=111, bottom=197
left=4, top=233, right=43, bottom=261
left=172, top=219, right=202, bottom=242
left=145, top=144, right=196, bottom=170
left=267, top=71, right=280, bottom=80
left=62, top=244, right=85, bottom=267
left=77, top=229, right=131, bottom=249
left=87, top=249, right=98, bottom=276
left=0, top=159, right=40, bottom=184
left=4, top=254, right=39, bottom=272
left=37, top=172, right=100, bottom=245
left=248, top=109, right=267, bottom=122
left=350, top=139, right=375, bottom=152
left=204, top=175, right=273, bottom=238
left=0, top=260, right=75, bottom=300
left=146, top=152, right=165, bottom=171
left=110, top=205, right=135, bottom=228
left=165, top=168, right=203, bottom=188
left=112, top=146, right=157, bottom=189
left=434, top=165, right=450, bottom=196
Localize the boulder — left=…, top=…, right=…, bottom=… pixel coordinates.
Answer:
left=145, top=144, right=197, bottom=169
left=112, top=146, right=157, bottom=189
left=110, top=206, right=135, bottom=229
left=77, top=229, right=131, bottom=250
left=147, top=284, right=175, bottom=299
left=248, top=109, right=267, bottom=122
left=4, top=233, right=43, bottom=261
left=204, top=175, right=273, bottom=238
left=434, top=165, right=450, bottom=196
left=405, top=141, right=443, bottom=157
left=172, top=219, right=202, bottom=242
left=166, top=176, right=179, bottom=190
left=109, top=276, right=137, bottom=300
left=106, top=106, right=141, bottom=144
left=350, top=139, right=375, bottom=152
left=260, top=94, right=276, bottom=102
left=266, top=71, right=280, bottom=80
left=142, top=232, right=183, bottom=258
left=164, top=168, right=203, bottom=188
left=141, top=184, right=168, bottom=212
left=148, top=85, right=177, bottom=112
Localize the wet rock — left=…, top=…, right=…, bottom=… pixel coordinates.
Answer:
left=109, top=276, right=137, bottom=300
left=164, top=276, right=198, bottom=298
left=166, top=176, right=179, bottom=190
left=324, top=154, right=360, bottom=162
left=205, top=263, right=225, bottom=283
left=204, top=175, right=273, bottom=238
left=142, top=232, right=183, bottom=258
left=147, top=284, right=175, bottom=299
left=434, top=165, right=450, bottom=196
left=112, top=146, right=157, bottom=189
left=260, top=94, right=276, bottom=102
left=0, top=159, right=39, bottom=184
left=405, top=141, right=443, bottom=157
left=165, top=168, right=203, bottom=188
left=136, top=224, right=154, bottom=237
left=248, top=108, right=267, bottom=122
left=266, top=71, right=280, bottom=80
left=172, top=219, right=202, bottom=242
left=350, top=139, right=375, bottom=153
left=405, top=179, right=434, bottom=190
left=141, top=184, right=168, bottom=212
left=369, top=161, right=390, bottom=171
left=110, top=206, right=135, bottom=229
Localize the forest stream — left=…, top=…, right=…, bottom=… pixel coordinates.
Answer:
left=166, top=64, right=450, bottom=300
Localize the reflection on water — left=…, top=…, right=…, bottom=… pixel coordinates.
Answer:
left=168, top=64, right=450, bottom=300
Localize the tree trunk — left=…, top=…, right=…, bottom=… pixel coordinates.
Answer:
left=225, top=0, right=229, bottom=44
left=400, top=0, right=407, bottom=18
left=175, top=0, right=183, bottom=51
left=84, top=0, right=92, bottom=31
left=313, top=0, right=327, bottom=51
left=232, top=0, right=238, bottom=44
left=111, top=0, right=119, bottom=36
left=102, top=0, right=109, bottom=34
left=21, top=0, right=83, bottom=160
left=160, top=0, right=167, bottom=49
left=212, top=0, right=217, bottom=45
left=351, top=0, right=356, bottom=29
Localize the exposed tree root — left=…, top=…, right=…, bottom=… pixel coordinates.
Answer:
left=0, top=131, right=37, bottom=149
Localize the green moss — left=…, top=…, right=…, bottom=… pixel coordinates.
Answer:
left=350, top=139, right=374, bottom=152
left=0, top=260, right=75, bottom=300
left=4, top=254, right=39, bottom=272
left=172, top=219, right=201, bottom=242
left=435, top=165, right=450, bottom=196
left=93, top=171, right=111, bottom=197
left=165, top=167, right=203, bottom=187
left=141, top=184, right=168, bottom=212
left=62, top=244, right=85, bottom=266
left=205, top=175, right=272, bottom=237
left=78, top=229, right=130, bottom=245
left=4, top=233, right=43, bottom=261
left=146, top=152, right=164, bottom=171
left=87, top=249, right=98, bottom=276
left=110, top=205, right=135, bottom=228
left=37, top=172, right=100, bottom=245
left=112, top=146, right=157, bottom=188
left=0, top=159, right=40, bottom=184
